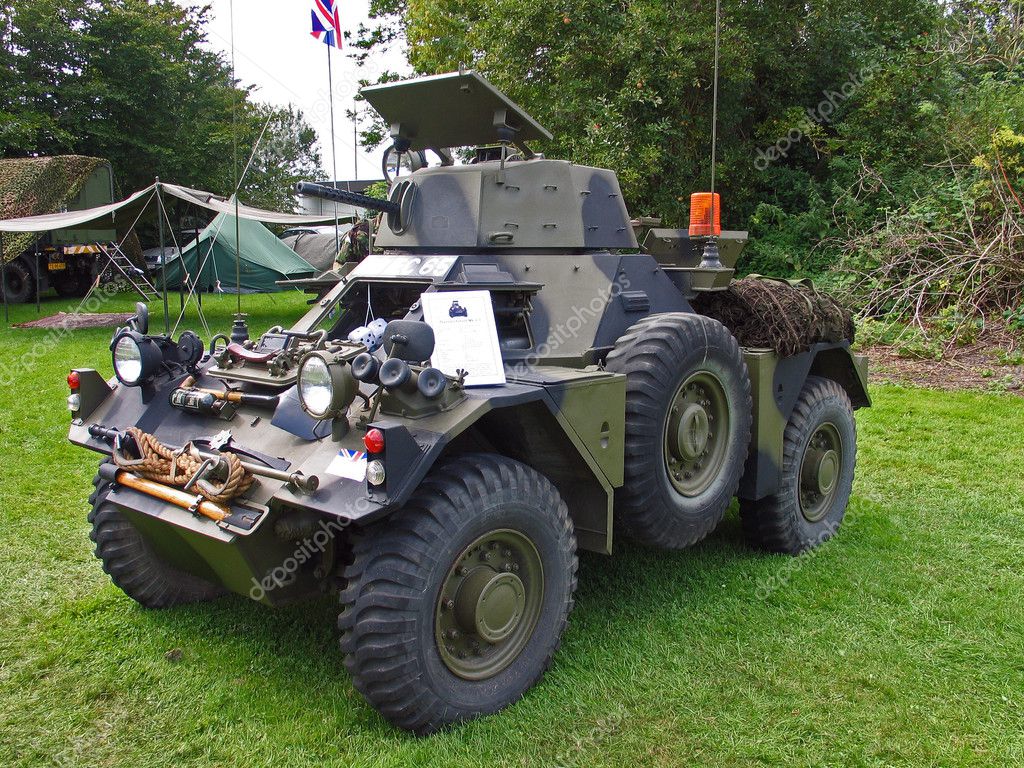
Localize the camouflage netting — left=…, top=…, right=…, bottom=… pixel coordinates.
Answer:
left=691, top=277, right=855, bottom=357
left=0, top=155, right=108, bottom=259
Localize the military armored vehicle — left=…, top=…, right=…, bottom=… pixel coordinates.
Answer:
left=67, top=71, right=868, bottom=734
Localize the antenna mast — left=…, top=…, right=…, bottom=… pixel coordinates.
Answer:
left=700, top=0, right=724, bottom=272
left=229, top=0, right=248, bottom=342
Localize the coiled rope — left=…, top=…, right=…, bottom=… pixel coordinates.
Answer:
left=112, top=427, right=254, bottom=504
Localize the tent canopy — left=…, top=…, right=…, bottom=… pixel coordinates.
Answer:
left=0, top=181, right=344, bottom=234
left=0, top=155, right=116, bottom=254
left=159, top=213, right=315, bottom=293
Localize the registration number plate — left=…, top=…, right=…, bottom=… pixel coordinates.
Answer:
left=47, top=262, right=66, bottom=271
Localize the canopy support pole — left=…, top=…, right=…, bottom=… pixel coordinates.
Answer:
left=34, top=239, right=40, bottom=314
left=157, top=180, right=170, bottom=335
left=1, top=234, right=7, bottom=324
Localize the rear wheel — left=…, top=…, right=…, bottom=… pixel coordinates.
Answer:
left=740, top=376, right=856, bottom=554
left=88, top=466, right=226, bottom=608
left=605, top=313, right=752, bottom=549
left=338, top=454, right=577, bottom=734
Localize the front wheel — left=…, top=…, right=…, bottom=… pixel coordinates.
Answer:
left=338, top=454, right=577, bottom=734
left=88, top=465, right=226, bottom=608
left=740, top=376, right=857, bottom=554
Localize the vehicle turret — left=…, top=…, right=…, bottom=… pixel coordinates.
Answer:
left=300, top=70, right=637, bottom=252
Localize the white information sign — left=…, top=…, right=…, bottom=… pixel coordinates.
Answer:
left=420, top=290, right=507, bottom=387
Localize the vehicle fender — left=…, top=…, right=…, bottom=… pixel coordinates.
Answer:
left=287, top=372, right=625, bottom=555
left=739, top=342, right=868, bottom=501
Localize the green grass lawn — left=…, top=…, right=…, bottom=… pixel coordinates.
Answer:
left=1, top=294, right=1023, bottom=767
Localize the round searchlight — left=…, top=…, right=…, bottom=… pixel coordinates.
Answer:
left=111, top=332, right=161, bottom=386
left=298, top=354, right=334, bottom=418
left=297, top=352, right=357, bottom=419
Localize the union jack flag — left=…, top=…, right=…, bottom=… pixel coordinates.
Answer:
left=310, top=0, right=342, bottom=48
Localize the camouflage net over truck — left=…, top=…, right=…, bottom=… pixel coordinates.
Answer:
left=0, top=155, right=109, bottom=258
left=692, top=277, right=855, bottom=357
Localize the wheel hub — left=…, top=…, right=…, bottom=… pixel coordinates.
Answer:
left=799, top=423, right=843, bottom=522
left=672, top=403, right=711, bottom=460
left=664, top=372, right=729, bottom=496
left=435, top=529, right=543, bottom=680
left=454, top=569, right=526, bottom=643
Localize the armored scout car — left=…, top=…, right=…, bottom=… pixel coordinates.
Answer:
left=67, top=71, right=869, bottom=733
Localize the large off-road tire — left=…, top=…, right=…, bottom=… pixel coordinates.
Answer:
left=605, top=313, right=753, bottom=549
left=88, top=466, right=226, bottom=608
left=1, top=257, right=34, bottom=304
left=740, top=376, right=856, bottom=554
left=338, top=454, right=577, bottom=734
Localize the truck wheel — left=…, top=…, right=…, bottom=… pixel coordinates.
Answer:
left=1, top=257, right=34, bottom=304
left=53, top=264, right=94, bottom=298
left=338, top=454, right=577, bottom=734
left=740, top=376, right=856, bottom=554
left=88, top=466, right=225, bottom=608
left=605, top=313, right=752, bottom=549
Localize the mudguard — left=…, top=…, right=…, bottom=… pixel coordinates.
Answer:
left=740, top=341, right=868, bottom=501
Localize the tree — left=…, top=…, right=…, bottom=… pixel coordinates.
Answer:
left=355, top=0, right=939, bottom=223
left=0, top=0, right=321, bottom=209
left=235, top=103, right=323, bottom=211
left=352, top=0, right=1019, bottom=281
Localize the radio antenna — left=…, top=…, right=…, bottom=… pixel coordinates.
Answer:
left=229, top=0, right=248, bottom=342
left=700, top=0, right=724, bottom=271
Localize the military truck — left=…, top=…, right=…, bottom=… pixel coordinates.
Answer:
left=0, top=156, right=118, bottom=302
left=67, top=71, right=868, bottom=734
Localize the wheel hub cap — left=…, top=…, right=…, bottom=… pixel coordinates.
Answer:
left=455, top=569, right=526, bottom=643
left=672, top=403, right=711, bottom=460
left=799, top=423, right=843, bottom=522
left=435, top=529, right=543, bottom=680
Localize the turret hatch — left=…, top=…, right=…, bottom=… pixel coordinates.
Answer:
left=361, top=71, right=552, bottom=155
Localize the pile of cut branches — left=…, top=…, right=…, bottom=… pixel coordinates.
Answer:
left=837, top=204, right=1023, bottom=326
left=833, top=133, right=1024, bottom=330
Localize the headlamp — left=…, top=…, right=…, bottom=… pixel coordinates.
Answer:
left=111, top=331, right=163, bottom=386
left=297, top=351, right=357, bottom=419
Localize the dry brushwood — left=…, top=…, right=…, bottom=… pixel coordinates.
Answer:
left=691, top=277, right=855, bottom=357
left=831, top=150, right=1024, bottom=334
left=837, top=204, right=1023, bottom=329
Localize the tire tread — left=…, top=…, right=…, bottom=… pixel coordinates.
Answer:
left=338, top=453, right=577, bottom=734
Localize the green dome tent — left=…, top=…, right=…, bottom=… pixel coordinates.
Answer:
left=159, top=213, right=315, bottom=293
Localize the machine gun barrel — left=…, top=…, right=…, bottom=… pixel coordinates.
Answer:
left=295, top=182, right=399, bottom=215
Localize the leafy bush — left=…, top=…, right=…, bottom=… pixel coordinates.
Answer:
left=1003, top=305, right=1024, bottom=333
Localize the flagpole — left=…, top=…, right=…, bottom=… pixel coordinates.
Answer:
left=327, top=43, right=340, bottom=256
left=353, top=99, right=359, bottom=182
